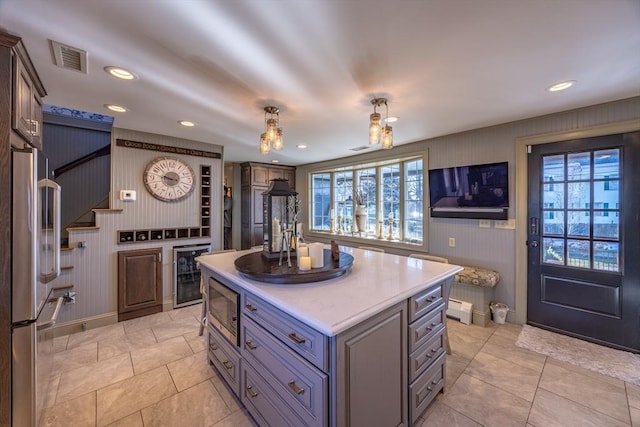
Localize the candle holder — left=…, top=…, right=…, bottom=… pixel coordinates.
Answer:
left=336, top=215, right=344, bottom=235
left=387, top=216, right=394, bottom=240
left=377, top=221, right=384, bottom=239
left=262, top=179, right=298, bottom=261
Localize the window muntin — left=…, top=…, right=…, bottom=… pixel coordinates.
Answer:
left=309, top=156, right=423, bottom=244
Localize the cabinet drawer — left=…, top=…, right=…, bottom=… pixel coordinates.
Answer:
left=409, top=283, right=444, bottom=321
left=243, top=318, right=327, bottom=427
left=409, top=353, right=445, bottom=425
left=241, top=362, right=306, bottom=427
left=207, top=326, right=240, bottom=396
left=408, top=329, right=445, bottom=382
left=408, top=302, right=445, bottom=352
left=243, top=293, right=328, bottom=371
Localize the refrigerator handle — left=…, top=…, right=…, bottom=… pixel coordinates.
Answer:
left=38, top=178, right=61, bottom=281
left=36, top=296, right=63, bottom=330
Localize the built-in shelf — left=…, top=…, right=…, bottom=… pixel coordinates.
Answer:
left=117, top=226, right=206, bottom=244
left=200, top=165, right=211, bottom=238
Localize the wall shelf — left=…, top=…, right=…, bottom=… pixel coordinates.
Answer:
left=117, top=226, right=207, bottom=244
left=200, top=165, right=211, bottom=238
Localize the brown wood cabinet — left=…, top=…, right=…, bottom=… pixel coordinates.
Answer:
left=117, top=247, right=163, bottom=321
left=240, top=162, right=295, bottom=249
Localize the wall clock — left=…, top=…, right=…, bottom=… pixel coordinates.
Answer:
left=143, top=157, right=195, bottom=202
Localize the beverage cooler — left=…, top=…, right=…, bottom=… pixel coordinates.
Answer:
left=173, top=244, right=210, bottom=308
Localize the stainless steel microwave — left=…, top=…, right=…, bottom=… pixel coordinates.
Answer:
left=207, top=277, right=239, bottom=346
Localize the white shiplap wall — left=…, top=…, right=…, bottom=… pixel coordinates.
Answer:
left=51, top=128, right=223, bottom=327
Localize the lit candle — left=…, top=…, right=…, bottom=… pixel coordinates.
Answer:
left=297, top=245, right=309, bottom=257
left=309, top=242, right=324, bottom=268
left=272, top=218, right=280, bottom=251
left=298, top=256, right=311, bottom=271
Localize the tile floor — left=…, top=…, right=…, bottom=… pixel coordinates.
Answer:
left=39, top=304, right=640, bottom=426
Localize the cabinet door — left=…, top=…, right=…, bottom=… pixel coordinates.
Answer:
left=30, top=93, right=42, bottom=150
left=13, top=55, right=33, bottom=144
left=252, top=166, right=269, bottom=186
left=117, top=248, right=163, bottom=321
left=333, top=302, right=407, bottom=427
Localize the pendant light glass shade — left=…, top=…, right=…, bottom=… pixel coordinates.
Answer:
left=259, top=106, right=284, bottom=154
left=369, top=112, right=381, bottom=144
left=381, top=125, right=393, bottom=149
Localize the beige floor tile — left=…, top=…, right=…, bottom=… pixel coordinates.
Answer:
left=464, top=351, right=541, bottom=402
left=529, top=388, right=630, bottom=427
left=210, top=374, right=243, bottom=413
left=167, top=350, right=215, bottom=392
left=445, top=352, right=471, bottom=390
left=52, top=342, right=98, bottom=376
left=210, top=409, right=257, bottom=427
left=42, top=373, right=61, bottom=409
left=491, top=321, right=522, bottom=341
left=151, top=316, right=201, bottom=342
left=167, top=303, right=202, bottom=321
left=546, top=356, right=625, bottom=388
left=482, top=332, right=546, bottom=373
left=56, top=353, right=134, bottom=403
left=98, top=328, right=157, bottom=361
left=105, top=412, right=143, bottom=427
left=628, top=382, right=640, bottom=409
left=539, top=358, right=629, bottom=424
left=447, top=320, right=497, bottom=341
left=67, top=323, right=125, bottom=349
left=122, top=311, right=172, bottom=334
left=418, top=400, right=482, bottom=426
left=96, top=366, right=177, bottom=426
left=185, top=330, right=207, bottom=353
left=130, top=335, right=193, bottom=374
left=40, top=391, right=96, bottom=427
left=631, top=406, right=640, bottom=427
left=52, top=335, right=69, bottom=353
left=448, top=329, right=490, bottom=361
left=441, top=373, right=531, bottom=427
left=140, top=380, right=231, bottom=426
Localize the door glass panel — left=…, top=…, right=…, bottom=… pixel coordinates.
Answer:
left=567, top=211, right=589, bottom=237
left=543, top=211, right=564, bottom=235
left=567, top=152, right=591, bottom=180
left=543, top=154, right=564, bottom=182
left=543, top=237, right=564, bottom=264
left=567, top=239, right=590, bottom=268
left=543, top=184, right=564, bottom=208
left=593, top=241, right=619, bottom=272
left=567, top=182, right=589, bottom=209
left=594, top=149, right=620, bottom=179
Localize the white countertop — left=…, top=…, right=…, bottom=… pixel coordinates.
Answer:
left=197, top=246, right=462, bottom=336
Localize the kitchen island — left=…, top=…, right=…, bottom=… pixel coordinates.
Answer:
left=197, top=247, right=462, bottom=427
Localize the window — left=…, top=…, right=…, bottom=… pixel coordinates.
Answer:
left=309, top=156, right=424, bottom=245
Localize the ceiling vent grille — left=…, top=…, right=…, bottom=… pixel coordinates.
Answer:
left=350, top=145, right=371, bottom=152
left=50, top=40, right=87, bottom=73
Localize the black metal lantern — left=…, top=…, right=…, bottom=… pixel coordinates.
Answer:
left=262, top=179, right=298, bottom=261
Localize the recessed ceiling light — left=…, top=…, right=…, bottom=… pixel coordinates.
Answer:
left=296, top=144, right=307, bottom=149
left=547, top=80, right=575, bottom=92
left=179, top=120, right=195, bottom=127
left=105, top=104, right=127, bottom=112
left=271, top=159, right=279, bottom=163
left=104, top=66, right=137, bottom=80
left=383, top=116, right=398, bottom=123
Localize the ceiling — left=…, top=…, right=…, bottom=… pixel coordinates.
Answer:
left=1, top=0, right=639, bottom=166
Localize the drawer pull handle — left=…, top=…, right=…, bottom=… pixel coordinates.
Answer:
left=432, top=380, right=439, bottom=385
left=246, top=385, right=258, bottom=398
left=288, top=332, right=306, bottom=344
left=431, top=322, right=438, bottom=327
left=288, top=380, right=305, bottom=395
left=245, top=304, right=257, bottom=312
left=245, top=341, right=257, bottom=350
left=222, top=360, right=233, bottom=370
left=427, top=386, right=433, bottom=392
left=430, top=349, right=438, bottom=353
left=210, top=343, right=219, bottom=351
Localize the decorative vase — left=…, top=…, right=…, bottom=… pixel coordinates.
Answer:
left=355, top=205, right=368, bottom=234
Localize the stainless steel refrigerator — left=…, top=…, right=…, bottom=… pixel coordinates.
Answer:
left=11, top=147, right=62, bottom=426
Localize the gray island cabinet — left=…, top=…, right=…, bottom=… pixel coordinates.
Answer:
left=197, top=247, right=461, bottom=427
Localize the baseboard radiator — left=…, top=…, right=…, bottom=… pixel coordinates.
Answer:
left=446, top=298, right=473, bottom=325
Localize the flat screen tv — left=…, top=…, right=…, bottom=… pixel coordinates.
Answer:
left=428, top=161, right=509, bottom=220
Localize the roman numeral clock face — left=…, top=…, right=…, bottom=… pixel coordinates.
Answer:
left=143, top=157, right=195, bottom=202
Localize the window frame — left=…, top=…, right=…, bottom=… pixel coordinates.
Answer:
left=306, top=153, right=426, bottom=250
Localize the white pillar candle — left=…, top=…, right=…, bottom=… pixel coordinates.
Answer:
left=309, top=242, right=324, bottom=268
left=297, top=245, right=309, bottom=257
left=298, top=256, right=311, bottom=271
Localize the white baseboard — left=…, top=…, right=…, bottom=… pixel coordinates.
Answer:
left=51, top=312, right=118, bottom=336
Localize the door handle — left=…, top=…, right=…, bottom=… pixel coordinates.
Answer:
left=37, top=297, right=63, bottom=330
left=529, top=241, right=539, bottom=248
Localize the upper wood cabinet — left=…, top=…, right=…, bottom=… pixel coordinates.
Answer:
left=3, top=32, right=46, bottom=150
left=240, top=162, right=295, bottom=249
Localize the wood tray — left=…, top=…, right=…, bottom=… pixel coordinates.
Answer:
left=234, top=249, right=354, bottom=284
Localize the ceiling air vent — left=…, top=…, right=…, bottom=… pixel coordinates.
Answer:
left=50, top=40, right=87, bottom=73
left=350, top=145, right=371, bottom=152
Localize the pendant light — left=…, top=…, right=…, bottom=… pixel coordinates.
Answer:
left=369, top=98, right=393, bottom=149
left=259, top=106, right=284, bottom=154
